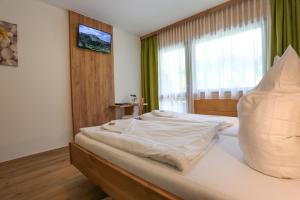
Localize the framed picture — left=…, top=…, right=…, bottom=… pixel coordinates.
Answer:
left=0, top=21, right=18, bottom=67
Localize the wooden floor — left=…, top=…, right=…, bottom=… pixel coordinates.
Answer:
left=0, top=147, right=107, bottom=200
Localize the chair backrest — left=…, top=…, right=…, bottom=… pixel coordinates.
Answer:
left=138, top=98, right=145, bottom=115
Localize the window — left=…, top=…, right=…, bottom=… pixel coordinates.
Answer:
left=192, top=26, right=265, bottom=99
left=158, top=45, right=187, bottom=113
left=158, top=24, right=267, bottom=113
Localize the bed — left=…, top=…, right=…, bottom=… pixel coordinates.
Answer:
left=69, top=100, right=300, bottom=200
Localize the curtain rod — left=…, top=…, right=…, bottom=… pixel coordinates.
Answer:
left=140, top=0, right=240, bottom=40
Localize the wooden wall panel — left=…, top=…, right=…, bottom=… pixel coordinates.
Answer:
left=193, top=99, right=238, bottom=117
left=69, top=11, right=114, bottom=135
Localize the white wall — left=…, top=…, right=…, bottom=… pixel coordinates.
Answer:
left=113, top=27, right=141, bottom=103
left=0, top=0, right=72, bottom=162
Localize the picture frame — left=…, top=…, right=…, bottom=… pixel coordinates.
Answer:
left=0, top=20, right=18, bottom=67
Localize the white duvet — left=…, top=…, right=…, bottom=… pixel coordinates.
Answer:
left=80, top=118, right=222, bottom=171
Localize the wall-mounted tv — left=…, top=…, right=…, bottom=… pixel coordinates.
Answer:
left=77, top=24, right=112, bottom=53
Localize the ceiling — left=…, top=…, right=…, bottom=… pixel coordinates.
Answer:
left=41, top=0, right=227, bottom=36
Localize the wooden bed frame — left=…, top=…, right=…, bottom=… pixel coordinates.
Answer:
left=69, top=143, right=181, bottom=200
left=69, top=99, right=238, bottom=200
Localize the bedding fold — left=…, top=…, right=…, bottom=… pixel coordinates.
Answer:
left=80, top=119, right=222, bottom=171
left=141, top=110, right=234, bottom=131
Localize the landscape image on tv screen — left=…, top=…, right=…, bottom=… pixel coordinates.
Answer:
left=77, top=24, right=111, bottom=53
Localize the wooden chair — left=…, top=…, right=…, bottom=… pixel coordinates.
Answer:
left=138, top=97, right=145, bottom=115
left=193, top=99, right=238, bottom=117
left=122, top=98, right=145, bottom=119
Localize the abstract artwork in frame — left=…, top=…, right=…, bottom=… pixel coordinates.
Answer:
left=0, top=21, right=18, bottom=67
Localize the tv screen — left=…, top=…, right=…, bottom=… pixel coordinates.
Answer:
left=77, top=24, right=112, bottom=53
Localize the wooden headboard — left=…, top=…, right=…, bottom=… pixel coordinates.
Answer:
left=69, top=11, right=115, bottom=135
left=193, top=99, right=238, bottom=117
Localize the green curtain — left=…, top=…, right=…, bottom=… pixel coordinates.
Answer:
left=141, top=35, right=159, bottom=112
left=271, top=0, right=300, bottom=61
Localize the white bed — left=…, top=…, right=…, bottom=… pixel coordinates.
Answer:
left=75, top=116, right=300, bottom=200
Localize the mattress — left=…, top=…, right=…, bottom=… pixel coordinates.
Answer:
left=75, top=121, right=300, bottom=200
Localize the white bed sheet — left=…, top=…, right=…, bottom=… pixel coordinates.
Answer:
left=75, top=132, right=300, bottom=200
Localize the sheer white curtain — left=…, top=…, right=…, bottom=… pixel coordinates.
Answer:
left=158, top=44, right=187, bottom=113
left=192, top=23, right=267, bottom=99
left=158, top=0, right=270, bottom=113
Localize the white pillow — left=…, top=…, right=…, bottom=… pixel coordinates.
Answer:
left=238, top=46, right=300, bottom=179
